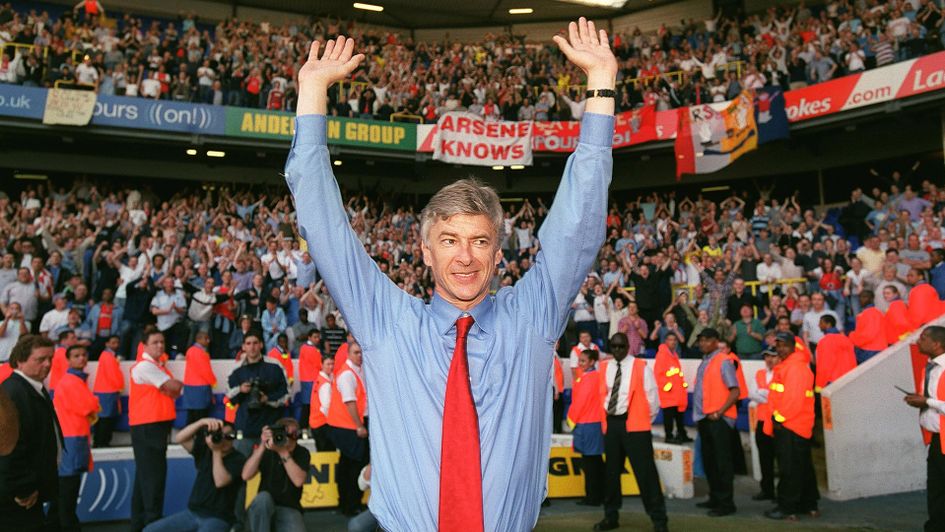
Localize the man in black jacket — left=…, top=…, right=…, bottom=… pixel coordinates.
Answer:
left=0, top=334, right=63, bottom=531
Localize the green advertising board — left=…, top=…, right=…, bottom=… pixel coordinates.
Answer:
left=224, top=107, right=416, bottom=151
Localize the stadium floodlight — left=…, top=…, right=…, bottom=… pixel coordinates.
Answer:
left=14, top=173, right=48, bottom=180
left=334, top=160, right=343, bottom=166
left=555, top=0, right=629, bottom=7
left=508, top=8, right=534, bottom=14
left=207, top=150, right=226, bottom=158
left=186, top=149, right=197, bottom=156
left=510, top=165, right=526, bottom=170
left=353, top=2, right=384, bottom=12
left=492, top=165, right=505, bottom=170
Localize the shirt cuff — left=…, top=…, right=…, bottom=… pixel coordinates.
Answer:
left=292, top=115, right=327, bottom=148
left=578, top=113, right=615, bottom=148
left=928, top=398, right=945, bottom=414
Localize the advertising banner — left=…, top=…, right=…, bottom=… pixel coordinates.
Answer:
left=224, top=107, right=417, bottom=151
left=675, top=91, right=758, bottom=178
left=43, top=88, right=96, bottom=126
left=431, top=112, right=533, bottom=166
left=0, top=83, right=48, bottom=119
left=90, top=95, right=226, bottom=134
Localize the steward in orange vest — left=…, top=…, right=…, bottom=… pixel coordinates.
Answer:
left=908, top=283, right=945, bottom=330
left=327, top=342, right=368, bottom=517
left=92, top=335, right=123, bottom=448
left=48, top=330, right=77, bottom=391
left=308, top=357, right=335, bottom=452
left=885, top=297, right=913, bottom=344
left=763, top=332, right=819, bottom=521
left=905, top=326, right=945, bottom=530
left=298, top=329, right=324, bottom=429
left=128, top=328, right=183, bottom=531
left=849, top=292, right=888, bottom=364
left=267, top=333, right=294, bottom=385
left=182, top=331, right=216, bottom=425
left=749, top=350, right=778, bottom=501
left=0, top=361, right=12, bottom=383
left=692, top=328, right=746, bottom=517
left=814, top=315, right=856, bottom=392
left=653, top=333, right=690, bottom=443
left=569, top=330, right=598, bottom=380
left=566, top=348, right=603, bottom=506
left=594, top=333, right=666, bottom=532
left=53, top=345, right=100, bottom=531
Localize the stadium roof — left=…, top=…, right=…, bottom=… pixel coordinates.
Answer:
left=205, top=0, right=671, bottom=29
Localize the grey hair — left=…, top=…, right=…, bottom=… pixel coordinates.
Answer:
left=420, top=178, right=504, bottom=247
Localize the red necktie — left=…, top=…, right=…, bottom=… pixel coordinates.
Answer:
left=438, top=315, right=483, bottom=532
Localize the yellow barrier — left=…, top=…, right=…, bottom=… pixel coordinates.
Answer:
left=390, top=111, right=423, bottom=124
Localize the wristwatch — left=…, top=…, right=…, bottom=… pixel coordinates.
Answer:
left=585, top=88, right=617, bottom=99
left=280, top=454, right=290, bottom=463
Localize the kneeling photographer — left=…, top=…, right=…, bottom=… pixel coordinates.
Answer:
left=241, top=418, right=310, bottom=532
left=143, top=418, right=246, bottom=532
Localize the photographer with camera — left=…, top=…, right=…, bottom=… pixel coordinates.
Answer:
left=143, top=417, right=247, bottom=532
left=225, top=332, right=289, bottom=528
left=241, top=418, right=310, bottom=532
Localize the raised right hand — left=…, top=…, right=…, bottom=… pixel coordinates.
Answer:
left=297, top=36, right=365, bottom=116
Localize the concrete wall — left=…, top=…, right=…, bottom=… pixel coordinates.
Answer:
left=612, top=0, right=713, bottom=35
left=820, top=321, right=936, bottom=500
left=413, top=26, right=507, bottom=43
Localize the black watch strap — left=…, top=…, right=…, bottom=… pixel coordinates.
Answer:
left=585, top=88, right=616, bottom=99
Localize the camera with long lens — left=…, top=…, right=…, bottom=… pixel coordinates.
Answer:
left=200, top=427, right=234, bottom=444
left=244, top=378, right=265, bottom=410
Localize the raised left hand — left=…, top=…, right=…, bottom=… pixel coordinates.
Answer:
left=553, top=17, right=618, bottom=87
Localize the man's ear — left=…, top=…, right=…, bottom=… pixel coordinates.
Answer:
left=494, top=248, right=503, bottom=267
left=421, top=240, right=433, bottom=268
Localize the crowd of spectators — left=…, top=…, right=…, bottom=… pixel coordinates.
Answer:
left=1, top=0, right=944, bottom=122
left=1, top=160, right=944, bottom=365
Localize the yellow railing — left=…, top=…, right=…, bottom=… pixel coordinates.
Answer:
left=544, top=61, right=744, bottom=100
left=620, top=277, right=809, bottom=318
left=390, top=112, right=423, bottom=124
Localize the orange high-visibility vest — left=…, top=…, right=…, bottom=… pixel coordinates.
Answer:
left=908, top=284, right=945, bottom=329
left=92, top=350, right=124, bottom=394
left=921, top=360, right=945, bottom=454
left=765, top=350, right=815, bottom=439
left=334, top=343, right=349, bottom=376
left=268, top=347, right=294, bottom=383
left=885, top=300, right=913, bottom=344
left=309, top=372, right=332, bottom=429
left=570, top=343, right=599, bottom=380
left=849, top=307, right=889, bottom=351
left=553, top=356, right=564, bottom=394
left=223, top=395, right=238, bottom=423
left=49, top=345, right=68, bottom=390
left=136, top=342, right=169, bottom=364
left=299, top=343, right=323, bottom=384
left=702, top=352, right=748, bottom=421
left=54, top=371, right=100, bottom=437
left=754, top=368, right=773, bottom=425
left=183, top=345, right=216, bottom=387
left=0, top=362, right=12, bottom=383
left=597, top=357, right=652, bottom=433
left=128, top=358, right=176, bottom=426
left=566, top=368, right=602, bottom=430
left=654, top=344, right=688, bottom=410
left=814, top=333, right=857, bottom=392
left=327, top=364, right=366, bottom=430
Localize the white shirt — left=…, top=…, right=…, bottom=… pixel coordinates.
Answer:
left=921, top=353, right=945, bottom=433
left=0, top=318, right=27, bottom=360
left=569, top=342, right=599, bottom=369
left=749, top=368, right=773, bottom=404
left=755, top=262, right=783, bottom=293
left=76, top=62, right=99, bottom=85
left=337, top=359, right=367, bottom=417
left=601, top=355, right=659, bottom=420
left=802, top=309, right=840, bottom=344
left=131, top=353, right=171, bottom=388
left=572, top=293, right=593, bottom=322
left=39, top=308, right=69, bottom=335
left=317, top=371, right=332, bottom=417
left=593, top=295, right=610, bottom=323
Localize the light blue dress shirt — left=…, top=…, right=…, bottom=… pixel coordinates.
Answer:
left=285, top=112, right=614, bottom=531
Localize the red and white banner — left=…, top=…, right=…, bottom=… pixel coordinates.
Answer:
left=431, top=112, right=533, bottom=166
left=417, top=51, right=945, bottom=154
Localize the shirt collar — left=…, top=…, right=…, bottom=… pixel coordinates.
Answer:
left=429, top=291, right=496, bottom=336
left=933, top=353, right=945, bottom=367
left=14, top=370, right=45, bottom=395
left=66, top=367, right=89, bottom=381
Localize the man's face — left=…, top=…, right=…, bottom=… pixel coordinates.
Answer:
left=17, top=268, right=30, bottom=283
left=54, top=297, right=66, bottom=310
left=144, top=333, right=164, bottom=360
left=734, top=279, right=744, bottom=293
left=19, top=346, right=54, bottom=381
left=243, top=336, right=262, bottom=360
left=698, top=337, right=718, bottom=355
left=105, top=337, right=120, bottom=352
left=665, top=334, right=678, bottom=351
left=579, top=332, right=592, bottom=346
left=323, top=357, right=335, bottom=375
left=61, top=332, right=77, bottom=347
left=811, top=293, right=825, bottom=311
left=775, top=340, right=793, bottom=357
left=67, top=348, right=89, bottom=370
left=348, top=344, right=363, bottom=366
left=740, top=306, right=752, bottom=320
left=421, top=214, right=501, bottom=311
left=163, top=277, right=175, bottom=293
left=918, top=330, right=941, bottom=356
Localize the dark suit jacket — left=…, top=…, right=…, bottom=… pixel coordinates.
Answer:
left=0, top=372, right=62, bottom=504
